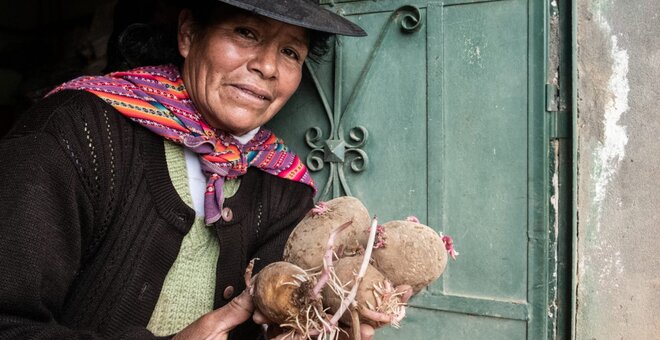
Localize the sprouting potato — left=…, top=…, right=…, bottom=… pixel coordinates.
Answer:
left=370, top=220, right=448, bottom=293
left=250, top=261, right=334, bottom=339
left=251, top=197, right=457, bottom=338
left=283, top=196, right=371, bottom=270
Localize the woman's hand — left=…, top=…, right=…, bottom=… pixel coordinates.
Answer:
left=173, top=289, right=254, bottom=340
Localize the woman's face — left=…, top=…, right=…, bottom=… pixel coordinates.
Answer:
left=178, top=9, right=309, bottom=135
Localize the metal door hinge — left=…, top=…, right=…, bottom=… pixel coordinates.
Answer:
left=546, top=84, right=570, bottom=139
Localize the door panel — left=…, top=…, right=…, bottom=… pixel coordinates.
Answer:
left=266, top=0, right=549, bottom=339
left=441, top=0, right=528, bottom=300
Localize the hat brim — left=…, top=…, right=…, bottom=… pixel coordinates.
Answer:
left=216, top=0, right=367, bottom=36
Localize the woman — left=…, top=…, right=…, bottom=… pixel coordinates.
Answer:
left=0, top=0, right=372, bottom=339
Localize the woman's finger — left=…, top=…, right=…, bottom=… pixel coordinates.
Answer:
left=175, top=289, right=254, bottom=339
left=252, top=308, right=270, bottom=325
left=395, top=284, right=414, bottom=303
left=359, top=324, right=376, bottom=340
left=212, top=289, right=255, bottom=331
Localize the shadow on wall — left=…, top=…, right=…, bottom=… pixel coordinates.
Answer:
left=0, top=0, right=119, bottom=137
left=0, top=0, right=181, bottom=138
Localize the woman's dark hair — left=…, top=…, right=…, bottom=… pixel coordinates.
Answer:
left=105, top=0, right=333, bottom=72
left=105, top=0, right=182, bottom=72
left=307, top=30, right=333, bottom=63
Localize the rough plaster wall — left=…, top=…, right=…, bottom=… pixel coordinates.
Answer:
left=576, top=0, right=660, bottom=339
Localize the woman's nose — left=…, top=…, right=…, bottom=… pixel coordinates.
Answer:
left=248, top=45, right=279, bottom=79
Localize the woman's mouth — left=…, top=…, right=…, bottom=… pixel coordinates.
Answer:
left=232, top=84, right=272, bottom=102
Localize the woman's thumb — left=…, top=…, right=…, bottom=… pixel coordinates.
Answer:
left=213, top=289, right=255, bottom=331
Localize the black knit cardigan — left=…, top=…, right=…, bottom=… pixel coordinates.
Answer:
left=0, top=90, right=314, bottom=339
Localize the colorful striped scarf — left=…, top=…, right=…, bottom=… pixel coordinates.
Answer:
left=50, top=64, right=315, bottom=225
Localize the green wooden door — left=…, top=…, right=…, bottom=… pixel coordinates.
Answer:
left=267, top=0, right=555, bottom=339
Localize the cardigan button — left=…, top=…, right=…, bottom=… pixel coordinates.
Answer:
left=221, top=207, right=233, bottom=222
left=223, top=286, right=235, bottom=299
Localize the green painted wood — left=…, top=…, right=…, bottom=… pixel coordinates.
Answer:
left=408, top=292, right=530, bottom=321
left=377, top=306, right=527, bottom=339
left=438, top=0, right=529, bottom=302
left=527, top=0, right=550, bottom=338
left=266, top=0, right=558, bottom=339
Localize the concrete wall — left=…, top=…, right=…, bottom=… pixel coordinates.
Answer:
left=576, top=0, right=660, bottom=338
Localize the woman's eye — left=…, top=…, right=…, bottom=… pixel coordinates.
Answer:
left=282, top=48, right=300, bottom=60
left=236, top=27, right=256, bottom=39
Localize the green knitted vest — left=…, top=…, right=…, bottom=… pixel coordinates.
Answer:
left=146, top=141, right=240, bottom=336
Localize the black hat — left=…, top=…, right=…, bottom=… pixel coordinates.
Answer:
left=217, top=0, right=366, bottom=36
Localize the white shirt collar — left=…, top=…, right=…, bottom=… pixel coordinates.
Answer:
left=231, top=127, right=260, bottom=145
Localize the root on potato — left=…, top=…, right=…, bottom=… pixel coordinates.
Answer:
left=322, top=255, right=407, bottom=328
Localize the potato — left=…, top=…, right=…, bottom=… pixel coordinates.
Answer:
left=283, top=196, right=371, bottom=270
left=322, top=255, right=405, bottom=327
left=251, top=261, right=321, bottom=326
left=370, top=220, right=448, bottom=293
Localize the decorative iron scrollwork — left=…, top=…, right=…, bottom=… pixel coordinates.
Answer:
left=397, top=5, right=422, bottom=33
left=345, top=126, right=368, bottom=172
left=305, top=5, right=423, bottom=200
